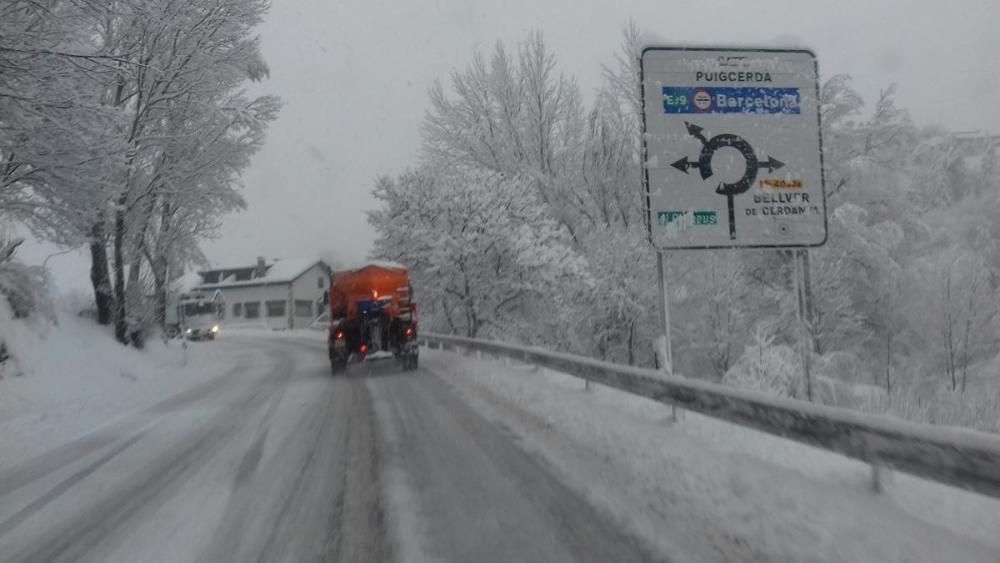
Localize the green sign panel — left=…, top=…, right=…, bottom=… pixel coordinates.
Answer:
left=657, top=210, right=718, bottom=226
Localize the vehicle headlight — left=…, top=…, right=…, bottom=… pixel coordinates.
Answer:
left=211, top=325, right=219, bottom=333
left=185, top=328, right=193, bottom=334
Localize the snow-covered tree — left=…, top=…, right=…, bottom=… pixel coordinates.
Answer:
left=423, top=31, right=585, bottom=238
left=74, top=0, right=278, bottom=343
left=0, top=2, right=121, bottom=245
left=370, top=167, right=590, bottom=343
left=1, top=0, right=277, bottom=344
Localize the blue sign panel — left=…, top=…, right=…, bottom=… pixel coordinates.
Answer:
left=662, top=87, right=800, bottom=115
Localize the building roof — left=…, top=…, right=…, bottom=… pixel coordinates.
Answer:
left=174, top=269, right=206, bottom=293
left=340, top=259, right=408, bottom=272
left=194, top=259, right=329, bottom=290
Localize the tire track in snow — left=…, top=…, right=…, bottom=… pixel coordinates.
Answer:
left=0, top=359, right=251, bottom=500
left=2, top=350, right=292, bottom=563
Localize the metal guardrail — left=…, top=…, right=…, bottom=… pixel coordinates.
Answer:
left=420, top=333, right=1000, bottom=500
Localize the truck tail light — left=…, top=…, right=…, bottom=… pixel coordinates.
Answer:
left=405, top=327, right=414, bottom=337
left=335, top=331, right=345, bottom=340
left=360, top=344, right=368, bottom=354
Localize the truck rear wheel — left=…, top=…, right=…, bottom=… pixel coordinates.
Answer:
left=402, top=354, right=418, bottom=371
left=330, top=353, right=347, bottom=376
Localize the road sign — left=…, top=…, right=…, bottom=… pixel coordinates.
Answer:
left=641, top=47, right=827, bottom=249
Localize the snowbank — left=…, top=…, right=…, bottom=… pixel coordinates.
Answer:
left=217, top=326, right=327, bottom=342
left=0, top=303, right=268, bottom=467
left=423, top=348, right=1000, bottom=563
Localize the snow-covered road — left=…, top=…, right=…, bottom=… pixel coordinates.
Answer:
left=2, top=333, right=996, bottom=562
left=0, top=336, right=657, bottom=562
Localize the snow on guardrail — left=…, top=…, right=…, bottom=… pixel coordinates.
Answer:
left=419, top=332, right=1000, bottom=500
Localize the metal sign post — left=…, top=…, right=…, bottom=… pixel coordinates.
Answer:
left=640, top=47, right=827, bottom=393
left=656, top=251, right=673, bottom=373
left=794, top=249, right=814, bottom=400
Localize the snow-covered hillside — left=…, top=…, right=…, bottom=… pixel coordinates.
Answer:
left=0, top=302, right=266, bottom=467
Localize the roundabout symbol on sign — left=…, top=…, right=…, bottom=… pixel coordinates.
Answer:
left=670, top=121, right=784, bottom=240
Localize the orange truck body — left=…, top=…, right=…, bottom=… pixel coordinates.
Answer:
left=330, top=263, right=413, bottom=321
left=327, top=262, right=418, bottom=373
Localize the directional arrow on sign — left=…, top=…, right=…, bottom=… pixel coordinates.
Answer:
left=685, top=121, right=708, bottom=144
left=759, top=156, right=785, bottom=173
left=670, top=157, right=698, bottom=174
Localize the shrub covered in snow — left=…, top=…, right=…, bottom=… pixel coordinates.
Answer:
left=0, top=237, right=56, bottom=378
left=722, top=326, right=803, bottom=399
left=0, top=237, right=53, bottom=321
left=0, top=299, right=29, bottom=378
left=812, top=350, right=872, bottom=386
left=0, top=259, right=52, bottom=320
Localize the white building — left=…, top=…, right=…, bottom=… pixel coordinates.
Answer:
left=188, top=257, right=331, bottom=330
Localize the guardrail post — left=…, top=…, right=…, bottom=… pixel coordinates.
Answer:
left=871, top=465, right=884, bottom=493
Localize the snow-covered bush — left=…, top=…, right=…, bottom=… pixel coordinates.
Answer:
left=723, top=326, right=803, bottom=399
left=0, top=237, right=52, bottom=321
left=0, top=261, right=51, bottom=320
left=812, top=350, right=872, bottom=387
left=0, top=296, right=31, bottom=378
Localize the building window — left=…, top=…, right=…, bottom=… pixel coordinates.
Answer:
left=232, top=303, right=242, bottom=317
left=244, top=302, right=260, bottom=319
left=318, top=276, right=325, bottom=288
left=266, top=300, right=286, bottom=318
left=295, top=300, right=314, bottom=318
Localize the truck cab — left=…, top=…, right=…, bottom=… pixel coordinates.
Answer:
left=177, top=296, right=221, bottom=341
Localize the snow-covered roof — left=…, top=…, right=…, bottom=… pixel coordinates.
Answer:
left=194, top=259, right=329, bottom=289
left=260, top=259, right=318, bottom=282
left=340, top=259, right=407, bottom=271
left=174, top=269, right=205, bottom=293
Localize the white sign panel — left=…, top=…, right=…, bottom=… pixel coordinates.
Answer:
left=641, top=47, right=827, bottom=249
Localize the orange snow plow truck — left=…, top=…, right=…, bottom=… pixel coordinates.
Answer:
left=327, top=262, right=418, bottom=374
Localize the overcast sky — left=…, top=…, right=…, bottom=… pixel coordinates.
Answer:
left=24, top=0, right=1000, bottom=292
